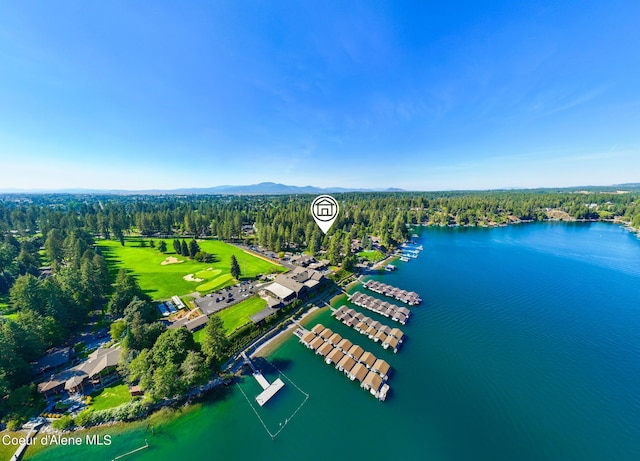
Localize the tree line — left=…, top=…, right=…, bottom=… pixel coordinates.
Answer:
left=0, top=228, right=109, bottom=428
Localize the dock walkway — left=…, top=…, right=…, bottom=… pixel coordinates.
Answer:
left=331, top=306, right=405, bottom=352
left=241, top=352, right=285, bottom=407
left=349, top=291, right=411, bottom=325
left=10, top=423, right=42, bottom=461
left=362, top=280, right=422, bottom=305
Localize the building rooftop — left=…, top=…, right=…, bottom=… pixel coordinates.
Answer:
left=350, top=363, right=368, bottom=382
left=362, top=371, right=383, bottom=392
left=309, top=336, right=325, bottom=351
left=317, top=342, right=334, bottom=357
left=372, top=359, right=390, bottom=376
left=360, top=351, right=377, bottom=368
left=326, top=348, right=345, bottom=364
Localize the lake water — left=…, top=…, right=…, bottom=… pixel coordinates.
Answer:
left=26, top=223, right=640, bottom=461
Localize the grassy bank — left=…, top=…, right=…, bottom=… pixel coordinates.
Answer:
left=0, top=430, right=26, bottom=461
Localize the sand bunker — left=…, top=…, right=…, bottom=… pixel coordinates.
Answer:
left=161, top=256, right=184, bottom=266
left=183, top=273, right=204, bottom=282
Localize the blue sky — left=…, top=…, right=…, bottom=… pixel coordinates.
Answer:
left=1, top=1, right=639, bottom=191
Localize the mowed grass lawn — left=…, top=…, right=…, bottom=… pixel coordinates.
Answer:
left=97, top=238, right=284, bottom=300
left=218, top=296, right=267, bottom=334
left=193, top=296, right=267, bottom=341
left=89, top=383, right=130, bottom=411
left=358, top=250, right=385, bottom=262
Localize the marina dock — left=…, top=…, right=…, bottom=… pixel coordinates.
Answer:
left=297, top=324, right=390, bottom=401
left=241, top=352, right=285, bottom=407
left=331, top=305, right=405, bottom=352
left=362, top=280, right=422, bottom=305
left=349, top=291, right=411, bottom=325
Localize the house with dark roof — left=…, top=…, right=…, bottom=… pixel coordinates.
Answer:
left=37, top=346, right=122, bottom=397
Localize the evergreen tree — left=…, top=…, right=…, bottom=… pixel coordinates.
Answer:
left=44, top=229, right=64, bottom=270
left=158, top=241, right=167, bottom=253
left=342, top=255, right=355, bottom=272
left=93, top=253, right=110, bottom=295
left=188, top=239, right=200, bottom=258
left=200, top=315, right=228, bottom=368
left=173, top=239, right=181, bottom=255
left=106, top=269, right=149, bottom=318
left=180, top=240, right=189, bottom=257
left=125, top=328, right=203, bottom=401
left=230, top=255, right=241, bottom=280
left=327, top=235, right=341, bottom=265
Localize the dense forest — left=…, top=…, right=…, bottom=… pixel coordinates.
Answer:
left=1, top=189, right=639, bottom=427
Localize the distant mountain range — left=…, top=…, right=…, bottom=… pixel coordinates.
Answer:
left=1, top=182, right=639, bottom=195
left=0, top=182, right=406, bottom=195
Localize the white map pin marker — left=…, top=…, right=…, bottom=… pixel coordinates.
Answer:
left=311, top=195, right=339, bottom=234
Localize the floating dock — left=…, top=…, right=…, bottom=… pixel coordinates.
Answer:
left=331, top=306, right=405, bottom=352
left=297, top=324, right=390, bottom=401
left=349, top=292, right=410, bottom=325
left=362, top=280, right=422, bottom=306
left=241, top=352, right=285, bottom=406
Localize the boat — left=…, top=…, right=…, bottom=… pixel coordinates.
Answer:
left=399, top=256, right=409, bottom=262
left=384, top=264, right=396, bottom=272
left=378, top=383, right=390, bottom=401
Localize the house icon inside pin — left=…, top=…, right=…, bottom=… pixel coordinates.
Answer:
left=314, top=198, right=335, bottom=219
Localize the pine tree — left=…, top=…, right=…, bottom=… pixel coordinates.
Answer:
left=201, top=315, right=229, bottom=368
left=173, top=239, right=181, bottom=254
left=158, top=241, right=167, bottom=253
left=230, top=255, right=241, bottom=280
left=181, top=240, right=189, bottom=257
left=188, top=239, right=200, bottom=258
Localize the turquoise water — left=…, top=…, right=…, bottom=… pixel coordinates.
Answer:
left=27, top=223, right=640, bottom=461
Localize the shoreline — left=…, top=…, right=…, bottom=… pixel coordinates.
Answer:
left=19, top=405, right=202, bottom=460
left=251, top=304, right=329, bottom=359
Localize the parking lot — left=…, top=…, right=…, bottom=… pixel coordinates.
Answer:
left=194, top=281, right=258, bottom=315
